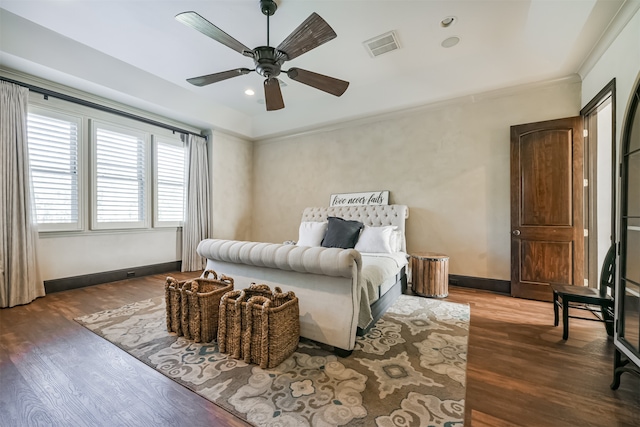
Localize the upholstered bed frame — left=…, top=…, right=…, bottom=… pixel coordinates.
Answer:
left=196, top=204, right=409, bottom=355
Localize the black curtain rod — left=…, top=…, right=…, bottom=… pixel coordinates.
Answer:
left=1, top=76, right=207, bottom=140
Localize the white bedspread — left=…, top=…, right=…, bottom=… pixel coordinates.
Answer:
left=358, top=252, right=408, bottom=328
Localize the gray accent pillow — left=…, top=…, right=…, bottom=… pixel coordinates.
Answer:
left=321, top=217, right=364, bottom=249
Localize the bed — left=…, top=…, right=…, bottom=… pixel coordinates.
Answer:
left=196, top=204, right=409, bottom=355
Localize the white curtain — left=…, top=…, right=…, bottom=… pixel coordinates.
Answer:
left=181, top=134, right=210, bottom=271
left=0, top=81, right=45, bottom=307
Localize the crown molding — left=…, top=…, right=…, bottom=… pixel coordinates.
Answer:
left=578, top=0, right=640, bottom=79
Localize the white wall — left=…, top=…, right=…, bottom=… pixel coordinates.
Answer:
left=582, top=8, right=640, bottom=150
left=581, top=5, right=640, bottom=367
left=251, top=78, right=582, bottom=280
left=37, top=230, right=181, bottom=280
left=581, top=7, right=639, bottom=279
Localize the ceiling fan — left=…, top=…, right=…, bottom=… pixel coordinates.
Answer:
left=176, top=0, right=349, bottom=111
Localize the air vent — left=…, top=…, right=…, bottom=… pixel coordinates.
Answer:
left=363, top=31, right=400, bottom=58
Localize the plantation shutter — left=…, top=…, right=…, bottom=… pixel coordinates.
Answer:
left=94, top=125, right=146, bottom=224
left=156, top=141, right=185, bottom=224
left=27, top=112, right=80, bottom=227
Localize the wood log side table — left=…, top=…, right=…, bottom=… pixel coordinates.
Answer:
left=410, top=252, right=449, bottom=298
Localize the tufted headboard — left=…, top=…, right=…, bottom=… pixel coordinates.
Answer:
left=301, top=205, right=409, bottom=252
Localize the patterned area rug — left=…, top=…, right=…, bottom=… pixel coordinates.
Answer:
left=75, top=295, right=469, bottom=426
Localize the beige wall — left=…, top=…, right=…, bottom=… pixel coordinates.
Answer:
left=209, top=130, right=253, bottom=241
left=252, top=78, right=582, bottom=280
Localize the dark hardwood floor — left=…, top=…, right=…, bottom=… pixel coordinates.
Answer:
left=1, top=272, right=638, bottom=426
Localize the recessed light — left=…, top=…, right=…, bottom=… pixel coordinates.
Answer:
left=245, top=89, right=255, bottom=96
left=440, top=16, right=457, bottom=28
left=441, top=36, right=460, bottom=48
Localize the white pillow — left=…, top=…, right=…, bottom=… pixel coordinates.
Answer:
left=355, top=225, right=395, bottom=253
left=390, top=229, right=403, bottom=252
left=297, top=221, right=328, bottom=247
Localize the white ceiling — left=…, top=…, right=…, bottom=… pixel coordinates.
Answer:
left=0, top=0, right=636, bottom=139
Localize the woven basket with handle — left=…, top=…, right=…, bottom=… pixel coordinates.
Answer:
left=243, top=291, right=300, bottom=368
left=180, top=270, right=234, bottom=343
left=165, top=276, right=191, bottom=335
left=218, top=284, right=274, bottom=358
left=218, top=283, right=299, bottom=368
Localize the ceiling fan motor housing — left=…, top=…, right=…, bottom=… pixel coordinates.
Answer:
left=253, top=46, right=286, bottom=78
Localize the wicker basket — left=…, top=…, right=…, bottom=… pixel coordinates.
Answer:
left=180, top=271, right=234, bottom=343
left=218, top=290, right=244, bottom=357
left=218, top=283, right=299, bottom=368
left=243, top=292, right=300, bottom=369
left=218, top=284, right=275, bottom=358
left=165, top=276, right=191, bottom=335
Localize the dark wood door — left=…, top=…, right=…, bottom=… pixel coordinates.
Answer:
left=510, top=117, right=584, bottom=301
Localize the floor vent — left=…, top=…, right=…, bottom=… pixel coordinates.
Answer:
left=363, top=31, right=400, bottom=58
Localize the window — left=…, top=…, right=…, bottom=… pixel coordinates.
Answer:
left=91, top=120, right=149, bottom=229
left=27, top=109, right=82, bottom=231
left=26, top=98, right=193, bottom=234
left=154, top=137, right=186, bottom=226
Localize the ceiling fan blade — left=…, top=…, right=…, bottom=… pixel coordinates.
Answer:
left=176, top=11, right=253, bottom=56
left=276, top=13, right=336, bottom=60
left=264, top=78, right=284, bottom=111
left=186, top=68, right=252, bottom=87
left=287, top=68, right=349, bottom=97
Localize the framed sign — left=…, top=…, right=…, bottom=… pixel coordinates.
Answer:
left=329, top=191, right=389, bottom=207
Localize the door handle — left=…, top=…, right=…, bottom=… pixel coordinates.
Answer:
left=513, top=230, right=521, bottom=236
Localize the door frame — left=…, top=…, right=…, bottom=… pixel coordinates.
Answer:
left=580, top=78, right=617, bottom=288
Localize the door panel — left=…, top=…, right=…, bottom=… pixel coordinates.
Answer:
left=520, top=130, right=573, bottom=226
left=511, top=116, right=584, bottom=301
left=520, top=241, right=573, bottom=284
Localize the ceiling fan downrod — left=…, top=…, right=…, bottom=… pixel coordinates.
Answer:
left=260, top=0, right=277, bottom=46
left=254, top=0, right=282, bottom=78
